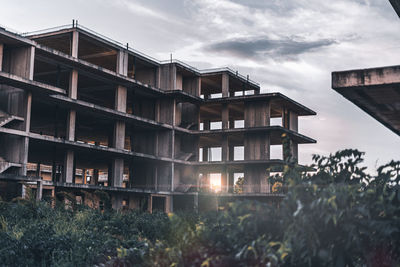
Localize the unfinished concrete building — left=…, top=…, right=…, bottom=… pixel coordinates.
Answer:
left=0, top=23, right=316, bottom=212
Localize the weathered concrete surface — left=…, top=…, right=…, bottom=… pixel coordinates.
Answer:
left=332, top=65, right=400, bottom=88
left=332, top=65, right=400, bottom=136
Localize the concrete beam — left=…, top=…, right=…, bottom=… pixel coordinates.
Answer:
left=332, top=65, right=400, bottom=88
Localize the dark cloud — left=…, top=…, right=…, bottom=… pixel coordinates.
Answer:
left=206, top=37, right=337, bottom=59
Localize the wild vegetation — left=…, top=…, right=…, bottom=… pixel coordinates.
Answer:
left=0, top=149, right=399, bottom=266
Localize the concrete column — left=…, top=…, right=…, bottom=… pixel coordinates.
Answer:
left=116, top=50, right=128, bottom=76
left=222, top=103, right=229, bottom=129
left=63, top=150, right=74, bottom=183
left=111, top=158, right=124, bottom=187
left=112, top=194, right=123, bottom=210
left=70, top=31, right=79, bottom=58
left=195, top=77, right=201, bottom=97
left=36, top=180, right=43, bottom=200
left=202, top=147, right=208, bottom=162
left=66, top=70, right=78, bottom=141
left=222, top=135, right=229, bottom=161
left=24, top=92, right=32, bottom=132
left=159, top=64, right=176, bottom=90
left=110, top=50, right=128, bottom=188
left=221, top=168, right=228, bottom=192
left=147, top=195, right=153, bottom=213
left=289, top=111, right=298, bottom=132
left=166, top=195, right=173, bottom=213
left=222, top=73, right=229, bottom=97
left=20, top=137, right=29, bottom=176
left=228, top=171, right=234, bottom=193
left=0, top=43, right=3, bottom=71
left=244, top=100, right=270, bottom=128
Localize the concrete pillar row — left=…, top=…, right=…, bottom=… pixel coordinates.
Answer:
left=111, top=50, right=129, bottom=188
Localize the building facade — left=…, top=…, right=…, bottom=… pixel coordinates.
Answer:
left=0, top=24, right=316, bottom=212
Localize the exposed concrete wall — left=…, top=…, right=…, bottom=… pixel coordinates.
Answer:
left=159, top=64, right=176, bottom=90
left=244, top=133, right=270, bottom=160
left=183, top=76, right=201, bottom=96
left=136, top=69, right=156, bottom=86
left=176, top=72, right=183, bottom=90
left=243, top=166, right=269, bottom=193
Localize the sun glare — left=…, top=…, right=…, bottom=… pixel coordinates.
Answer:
left=209, top=173, right=221, bottom=192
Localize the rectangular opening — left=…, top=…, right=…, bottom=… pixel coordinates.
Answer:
left=234, top=146, right=244, bottom=161
left=234, top=91, right=243, bottom=96
left=198, top=148, right=203, bottom=162
left=270, top=117, right=282, bottom=126
left=209, top=147, right=221, bottom=161
left=152, top=196, right=166, bottom=212
left=233, top=172, right=244, bottom=193
left=270, top=145, right=283, bottom=160
left=210, top=93, right=222, bottom=99
left=234, top=120, right=244, bottom=128
left=210, top=121, right=222, bottom=130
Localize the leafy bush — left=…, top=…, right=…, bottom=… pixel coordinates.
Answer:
left=0, top=149, right=399, bottom=266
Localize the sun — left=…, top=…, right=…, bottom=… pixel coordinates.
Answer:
left=209, top=173, right=222, bottom=192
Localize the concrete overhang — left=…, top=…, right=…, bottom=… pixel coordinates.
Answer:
left=389, top=0, right=400, bottom=17
left=0, top=71, right=66, bottom=95
left=0, top=28, right=34, bottom=47
left=332, top=65, right=400, bottom=136
left=204, top=93, right=317, bottom=116
left=194, top=126, right=316, bottom=144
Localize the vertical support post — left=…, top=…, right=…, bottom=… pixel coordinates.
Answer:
left=70, top=31, right=79, bottom=58
left=222, top=103, right=229, bottom=129
left=64, top=47, right=78, bottom=183
left=111, top=50, right=128, bottom=188
left=63, top=150, right=74, bottom=183
left=0, top=43, right=3, bottom=71
left=195, top=76, right=201, bottom=97
left=36, top=180, right=43, bottom=200
left=222, top=73, right=229, bottom=97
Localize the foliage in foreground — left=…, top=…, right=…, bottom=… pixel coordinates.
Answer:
left=0, top=149, right=399, bottom=266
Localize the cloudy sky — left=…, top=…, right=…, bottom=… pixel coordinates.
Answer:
left=1, top=0, right=399, bottom=171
